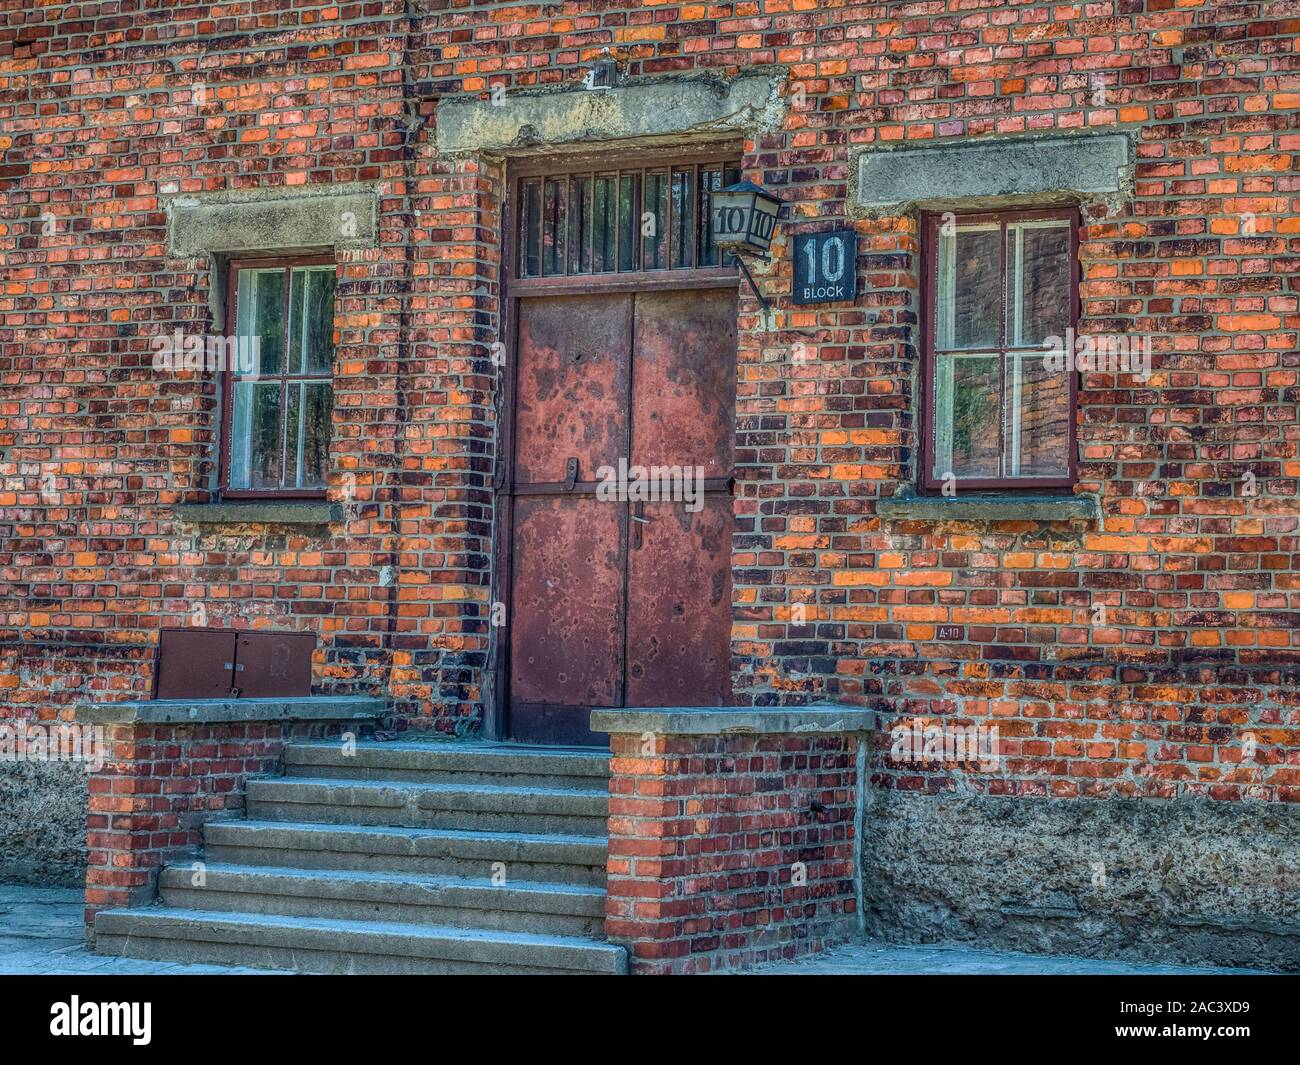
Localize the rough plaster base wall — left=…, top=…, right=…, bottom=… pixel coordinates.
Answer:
left=862, top=789, right=1300, bottom=973
left=0, top=762, right=86, bottom=886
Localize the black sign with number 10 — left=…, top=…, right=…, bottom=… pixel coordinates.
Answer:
left=792, top=229, right=857, bottom=305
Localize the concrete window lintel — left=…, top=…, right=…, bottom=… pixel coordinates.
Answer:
left=165, top=182, right=380, bottom=257
left=854, top=133, right=1132, bottom=211
left=435, top=71, right=788, bottom=156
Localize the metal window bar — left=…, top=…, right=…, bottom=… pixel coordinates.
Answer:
left=518, top=160, right=740, bottom=279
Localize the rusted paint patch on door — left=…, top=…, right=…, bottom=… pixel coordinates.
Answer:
left=625, top=493, right=733, bottom=707
left=509, top=494, right=625, bottom=708
left=514, top=293, right=632, bottom=484
left=631, top=288, right=736, bottom=478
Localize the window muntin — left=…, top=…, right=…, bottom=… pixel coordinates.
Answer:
left=516, top=160, right=742, bottom=279
left=926, top=210, right=1077, bottom=489
left=224, top=259, right=335, bottom=497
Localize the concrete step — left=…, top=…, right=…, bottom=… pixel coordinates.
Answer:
left=159, top=863, right=606, bottom=937
left=246, top=777, right=609, bottom=835
left=94, top=908, right=627, bottom=975
left=203, top=820, right=608, bottom=887
left=284, top=741, right=609, bottom=788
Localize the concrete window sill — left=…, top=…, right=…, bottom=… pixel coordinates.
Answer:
left=875, top=492, right=1099, bottom=523
left=175, top=502, right=341, bottom=526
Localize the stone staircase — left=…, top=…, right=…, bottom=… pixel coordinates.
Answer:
left=93, top=741, right=627, bottom=974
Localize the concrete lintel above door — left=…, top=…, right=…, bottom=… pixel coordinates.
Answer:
left=434, top=70, right=788, bottom=156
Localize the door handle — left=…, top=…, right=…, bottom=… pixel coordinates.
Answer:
left=630, top=501, right=646, bottom=549
left=563, top=457, right=578, bottom=492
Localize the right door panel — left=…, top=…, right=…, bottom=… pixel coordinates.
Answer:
left=624, top=493, right=734, bottom=707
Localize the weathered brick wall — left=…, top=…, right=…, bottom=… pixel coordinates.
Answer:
left=0, top=1, right=496, bottom=734
left=1, top=2, right=1298, bottom=906
left=606, top=730, right=860, bottom=974
left=869, top=660, right=1300, bottom=799
left=84, top=718, right=345, bottom=923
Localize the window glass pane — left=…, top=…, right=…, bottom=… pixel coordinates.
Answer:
left=521, top=179, right=542, bottom=278
left=671, top=168, right=694, bottom=269
left=289, top=267, right=336, bottom=374
left=237, top=268, right=284, bottom=375
left=1011, top=223, right=1072, bottom=346
left=230, top=380, right=282, bottom=490
left=643, top=171, right=669, bottom=270
left=932, top=354, right=1000, bottom=480
left=570, top=176, right=592, bottom=273
left=285, top=381, right=332, bottom=489
left=936, top=226, right=1001, bottom=350
left=543, top=177, right=566, bottom=276
left=593, top=175, right=616, bottom=272
left=698, top=168, right=722, bottom=267
left=618, top=173, right=639, bottom=272
left=1004, top=353, right=1070, bottom=478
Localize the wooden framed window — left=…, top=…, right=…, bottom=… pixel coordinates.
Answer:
left=510, top=152, right=743, bottom=290
left=921, top=207, right=1079, bottom=491
left=221, top=255, right=336, bottom=498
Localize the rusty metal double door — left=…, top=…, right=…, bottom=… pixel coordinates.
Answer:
left=507, top=287, right=736, bottom=744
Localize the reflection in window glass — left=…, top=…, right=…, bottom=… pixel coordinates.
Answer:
left=229, top=263, right=335, bottom=493
left=569, top=176, right=592, bottom=274
left=522, top=179, right=542, bottom=278
left=543, top=178, right=566, bottom=276
left=937, top=226, right=1001, bottom=350
left=618, top=174, right=639, bottom=271
left=231, top=380, right=283, bottom=490
left=593, top=175, right=616, bottom=273
left=237, top=269, right=284, bottom=375
left=932, top=354, right=1001, bottom=480
left=671, top=169, right=694, bottom=269
left=929, top=212, right=1075, bottom=485
left=1005, top=353, right=1070, bottom=478
left=643, top=171, right=669, bottom=270
left=1010, top=223, right=1072, bottom=346
left=289, top=267, right=336, bottom=374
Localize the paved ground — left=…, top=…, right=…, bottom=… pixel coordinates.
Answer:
left=741, top=940, right=1272, bottom=976
left=0, top=884, right=1271, bottom=975
left=0, top=885, right=278, bottom=975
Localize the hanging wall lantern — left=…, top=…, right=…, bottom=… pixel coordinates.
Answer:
left=709, top=180, right=783, bottom=257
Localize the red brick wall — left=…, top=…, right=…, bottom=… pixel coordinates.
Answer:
left=869, top=660, right=1300, bottom=800
left=84, top=719, right=344, bottom=923
left=0, top=2, right=498, bottom=731
left=606, top=730, right=860, bottom=974
left=2, top=2, right=1298, bottom=807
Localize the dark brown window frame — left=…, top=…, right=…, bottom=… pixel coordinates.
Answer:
left=219, top=252, right=336, bottom=500
left=920, top=206, right=1081, bottom=493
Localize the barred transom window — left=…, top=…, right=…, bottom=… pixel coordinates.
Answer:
left=516, top=159, right=742, bottom=278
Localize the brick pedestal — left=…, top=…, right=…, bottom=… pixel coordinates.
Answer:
left=74, top=697, right=385, bottom=930
left=592, top=706, right=874, bottom=974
